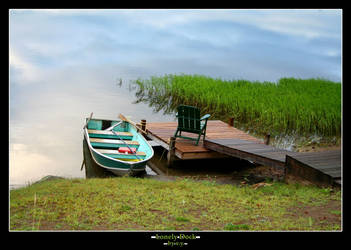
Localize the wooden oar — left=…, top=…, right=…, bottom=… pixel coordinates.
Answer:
left=83, top=112, right=94, bottom=129
left=105, top=121, right=123, bottom=131
left=118, top=113, right=147, bottom=134
left=80, top=158, right=85, bottom=171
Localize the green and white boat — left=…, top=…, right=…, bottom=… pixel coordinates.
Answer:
left=83, top=115, right=154, bottom=176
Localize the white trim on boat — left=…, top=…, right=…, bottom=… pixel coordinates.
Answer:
left=84, top=128, right=146, bottom=165
left=84, top=131, right=144, bottom=172
left=83, top=120, right=154, bottom=168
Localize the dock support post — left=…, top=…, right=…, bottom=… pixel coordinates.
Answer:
left=264, top=133, right=271, bottom=145
left=167, top=136, right=176, bottom=167
left=228, top=117, right=234, bottom=127
left=141, top=119, right=146, bottom=132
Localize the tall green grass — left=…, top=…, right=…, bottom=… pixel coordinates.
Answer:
left=132, top=74, right=341, bottom=138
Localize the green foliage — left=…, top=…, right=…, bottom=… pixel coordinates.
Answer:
left=132, top=74, right=341, bottom=138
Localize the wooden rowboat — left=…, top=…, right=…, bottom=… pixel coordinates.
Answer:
left=83, top=115, right=154, bottom=176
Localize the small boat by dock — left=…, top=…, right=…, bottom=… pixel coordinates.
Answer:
left=83, top=114, right=154, bottom=176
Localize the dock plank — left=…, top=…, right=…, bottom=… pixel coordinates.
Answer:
left=206, top=138, right=259, bottom=145
left=293, top=150, right=341, bottom=159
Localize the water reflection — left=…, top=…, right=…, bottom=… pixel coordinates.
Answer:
left=132, top=81, right=177, bottom=115
left=9, top=67, right=175, bottom=186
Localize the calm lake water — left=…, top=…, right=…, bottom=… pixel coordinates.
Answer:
left=9, top=70, right=177, bottom=187
left=9, top=10, right=341, bottom=188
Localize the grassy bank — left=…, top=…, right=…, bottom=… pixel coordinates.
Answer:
left=133, top=75, right=341, bottom=140
left=10, top=177, right=341, bottom=231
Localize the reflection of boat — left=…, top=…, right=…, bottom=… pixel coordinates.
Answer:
left=83, top=115, right=154, bottom=176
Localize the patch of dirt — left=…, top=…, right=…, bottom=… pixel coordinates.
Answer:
left=158, top=164, right=286, bottom=186
left=284, top=174, right=316, bottom=186
left=285, top=199, right=341, bottom=230
left=244, top=165, right=284, bottom=181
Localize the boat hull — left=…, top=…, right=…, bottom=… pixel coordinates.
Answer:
left=83, top=118, right=154, bottom=176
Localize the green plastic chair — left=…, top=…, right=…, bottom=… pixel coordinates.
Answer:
left=174, top=105, right=211, bottom=145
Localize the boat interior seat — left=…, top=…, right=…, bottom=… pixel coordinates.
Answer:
left=88, top=129, right=133, bottom=140
left=95, top=149, right=146, bottom=160
left=90, top=138, right=140, bottom=150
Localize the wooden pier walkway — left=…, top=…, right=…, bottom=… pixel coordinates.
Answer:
left=285, top=150, right=341, bottom=186
left=146, top=120, right=262, bottom=160
left=145, top=120, right=341, bottom=187
left=204, top=138, right=341, bottom=187
left=204, top=138, right=299, bottom=169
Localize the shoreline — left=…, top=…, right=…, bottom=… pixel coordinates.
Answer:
left=9, top=143, right=341, bottom=191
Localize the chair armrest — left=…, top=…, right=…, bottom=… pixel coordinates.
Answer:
left=200, top=114, right=211, bottom=120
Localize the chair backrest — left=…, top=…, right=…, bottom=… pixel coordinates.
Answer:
left=177, top=105, right=201, bottom=132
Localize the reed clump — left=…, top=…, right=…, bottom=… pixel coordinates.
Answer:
left=132, top=74, right=341, bottom=139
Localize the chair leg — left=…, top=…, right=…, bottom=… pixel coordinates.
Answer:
left=195, top=133, right=202, bottom=146
left=197, top=129, right=206, bottom=146
left=174, top=129, right=179, bottom=138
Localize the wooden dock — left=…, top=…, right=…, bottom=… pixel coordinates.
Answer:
left=146, top=120, right=262, bottom=160
left=204, top=138, right=341, bottom=187
left=145, top=120, right=341, bottom=187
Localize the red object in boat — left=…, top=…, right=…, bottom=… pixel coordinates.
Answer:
left=118, top=147, right=136, bottom=154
